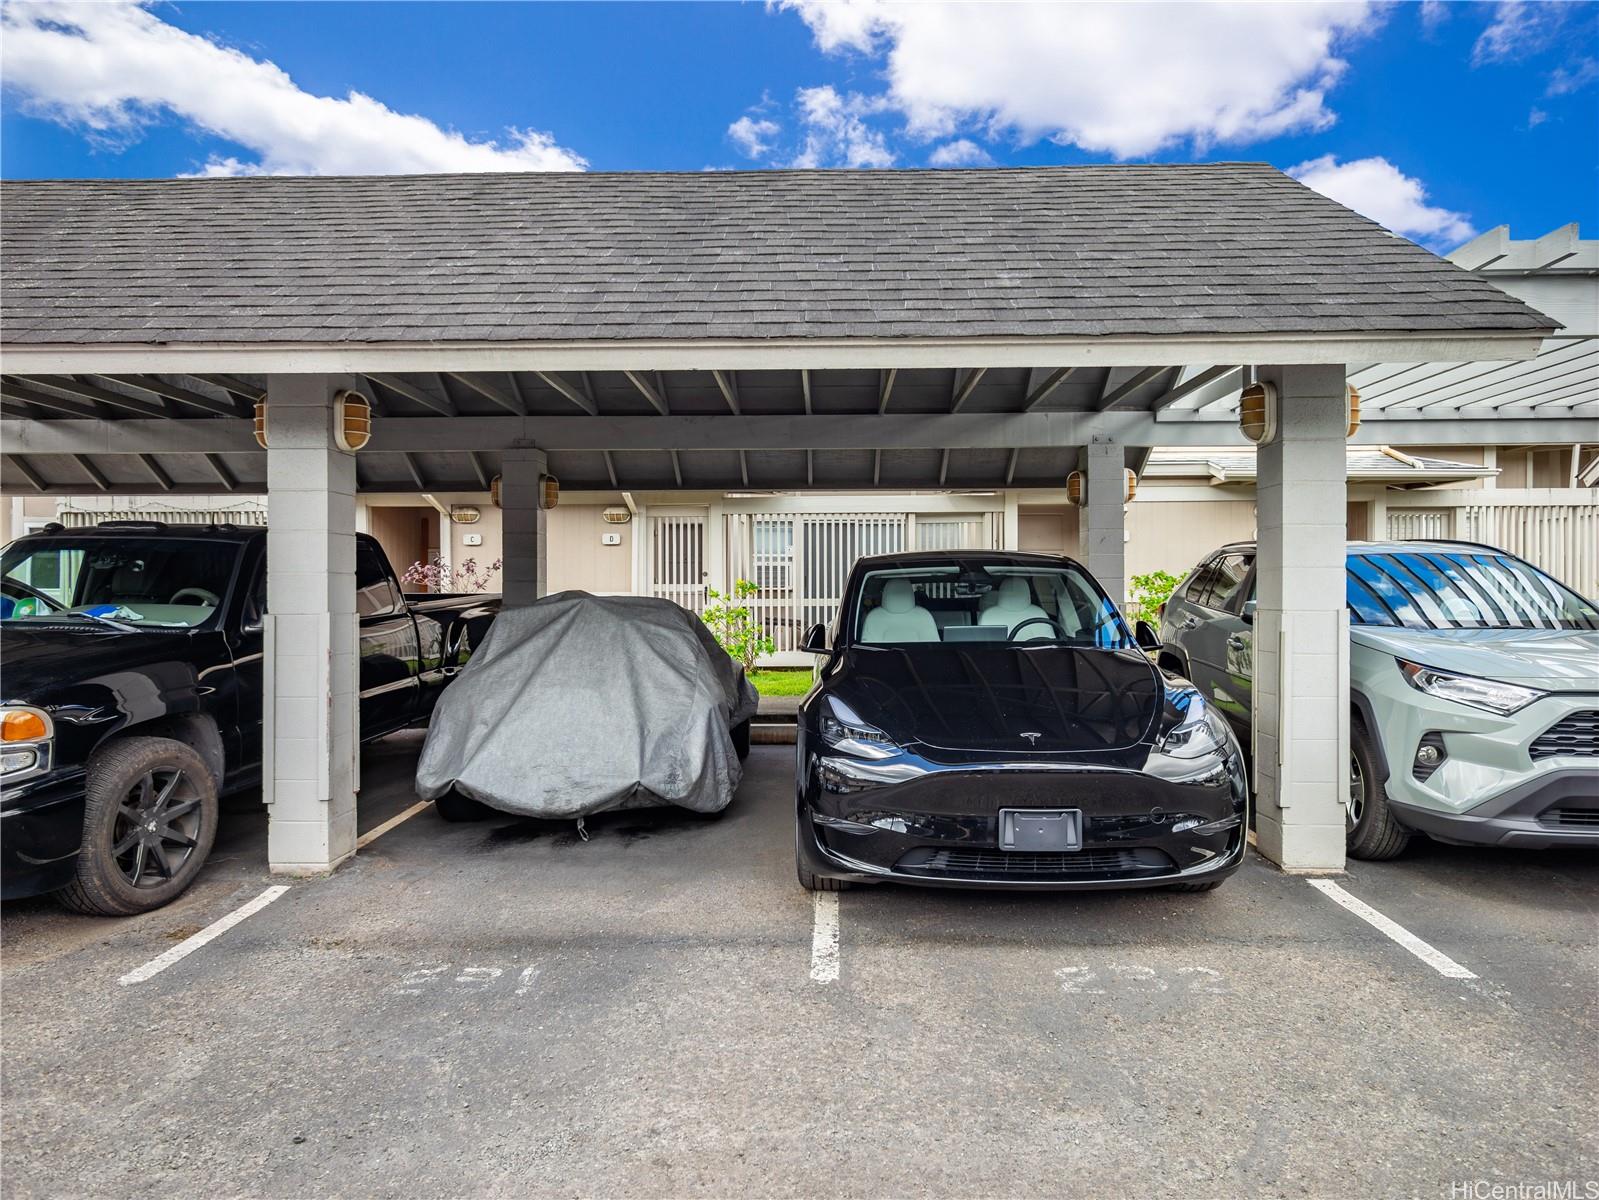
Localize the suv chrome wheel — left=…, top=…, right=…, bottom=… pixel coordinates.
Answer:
left=1347, top=752, right=1366, bottom=831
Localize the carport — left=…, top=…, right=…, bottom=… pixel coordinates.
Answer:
left=0, top=165, right=1563, bottom=877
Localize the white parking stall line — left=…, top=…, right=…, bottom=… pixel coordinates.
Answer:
left=356, top=800, right=433, bottom=849
left=1307, top=878, right=1477, bottom=980
left=810, top=892, right=840, bottom=984
left=118, top=885, right=290, bottom=987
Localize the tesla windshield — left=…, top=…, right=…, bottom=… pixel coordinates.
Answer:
left=1346, top=550, right=1599, bottom=631
left=850, top=563, right=1132, bottom=648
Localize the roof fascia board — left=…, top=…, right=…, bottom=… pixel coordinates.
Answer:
left=0, top=331, right=1548, bottom=376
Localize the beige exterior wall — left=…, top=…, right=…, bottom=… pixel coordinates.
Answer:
left=1126, top=494, right=1256, bottom=579
left=546, top=504, right=634, bottom=594
left=1017, top=507, right=1077, bottom=557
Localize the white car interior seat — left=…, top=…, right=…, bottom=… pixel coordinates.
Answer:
left=861, top=578, right=940, bottom=643
left=978, top=577, right=1053, bottom=640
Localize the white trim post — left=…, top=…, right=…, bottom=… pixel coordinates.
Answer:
left=500, top=447, right=548, bottom=607
left=1252, top=364, right=1349, bottom=872
left=1082, top=437, right=1127, bottom=611
left=265, top=375, right=359, bottom=875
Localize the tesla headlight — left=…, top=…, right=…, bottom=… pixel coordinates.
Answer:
left=1154, top=693, right=1229, bottom=761
left=1, top=706, right=54, bottom=780
left=1397, top=660, right=1544, bottom=716
left=818, top=697, right=903, bottom=761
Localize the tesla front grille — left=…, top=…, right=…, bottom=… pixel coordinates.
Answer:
left=1538, top=808, right=1599, bottom=829
left=1528, top=711, right=1599, bottom=761
left=895, top=847, right=1175, bottom=878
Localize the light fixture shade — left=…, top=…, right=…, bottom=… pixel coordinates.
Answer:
left=601, top=506, right=632, bottom=525
left=489, top=475, right=502, bottom=508
left=333, top=390, right=372, bottom=453
left=1065, top=470, right=1085, bottom=507
left=540, top=474, right=560, bottom=510
left=450, top=505, right=481, bottom=525
left=253, top=402, right=268, bottom=450
left=1346, top=383, right=1361, bottom=439
left=1124, top=468, right=1138, bottom=503
left=1239, top=380, right=1279, bottom=445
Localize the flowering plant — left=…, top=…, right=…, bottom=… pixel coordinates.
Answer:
left=400, top=554, right=503, bottom=594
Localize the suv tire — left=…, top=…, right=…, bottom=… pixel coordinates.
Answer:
left=56, top=737, right=219, bottom=916
left=1347, top=720, right=1411, bottom=861
left=732, top=718, right=751, bottom=761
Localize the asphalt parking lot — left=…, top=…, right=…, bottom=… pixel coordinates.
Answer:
left=2, top=733, right=1595, bottom=1199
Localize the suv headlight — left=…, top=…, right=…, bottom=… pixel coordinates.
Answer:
left=818, top=697, right=903, bottom=760
left=1, top=706, right=54, bottom=779
left=1397, top=660, right=1544, bottom=716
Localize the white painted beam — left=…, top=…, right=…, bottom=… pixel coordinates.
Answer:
left=0, top=329, right=1548, bottom=375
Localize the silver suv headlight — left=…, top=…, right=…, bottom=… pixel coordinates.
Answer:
left=1397, top=660, right=1545, bottom=716
left=1, top=706, right=54, bottom=781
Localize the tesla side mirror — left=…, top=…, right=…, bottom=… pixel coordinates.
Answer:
left=800, top=623, right=829, bottom=655
left=1134, top=620, right=1162, bottom=652
left=1240, top=600, right=1256, bottom=625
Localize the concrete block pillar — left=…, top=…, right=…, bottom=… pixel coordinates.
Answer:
left=1252, top=364, right=1350, bottom=872
left=264, top=375, right=359, bottom=874
left=500, top=447, right=548, bottom=607
left=1082, top=437, right=1126, bottom=610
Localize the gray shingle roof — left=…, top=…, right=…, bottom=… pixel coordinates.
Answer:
left=0, top=164, right=1555, bottom=347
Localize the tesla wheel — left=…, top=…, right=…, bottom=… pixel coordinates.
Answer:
left=434, top=789, right=492, bottom=822
left=732, top=719, right=751, bottom=761
left=1169, top=878, right=1225, bottom=892
left=56, top=737, right=218, bottom=917
left=1347, top=721, right=1410, bottom=861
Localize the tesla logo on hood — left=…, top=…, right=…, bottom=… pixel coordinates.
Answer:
left=1019, top=731, right=1042, bottom=744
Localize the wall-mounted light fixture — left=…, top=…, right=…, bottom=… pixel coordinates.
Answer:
left=333, top=390, right=373, bottom=453
left=601, top=506, right=632, bottom=525
left=1238, top=380, right=1278, bottom=446
left=1346, top=383, right=1361, bottom=439
left=450, top=505, right=482, bottom=525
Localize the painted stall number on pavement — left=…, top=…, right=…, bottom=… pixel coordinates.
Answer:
left=398, top=964, right=539, bottom=996
left=1055, top=965, right=1229, bottom=995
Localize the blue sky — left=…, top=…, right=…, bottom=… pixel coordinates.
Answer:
left=2, top=1, right=1594, bottom=251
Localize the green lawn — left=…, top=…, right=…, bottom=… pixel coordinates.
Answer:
left=747, top=668, right=814, bottom=696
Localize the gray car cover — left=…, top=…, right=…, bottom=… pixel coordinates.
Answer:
left=415, top=591, right=759, bottom=818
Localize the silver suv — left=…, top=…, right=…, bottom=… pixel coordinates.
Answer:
left=1158, top=541, right=1599, bottom=859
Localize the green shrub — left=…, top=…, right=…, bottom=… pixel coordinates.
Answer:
left=1127, top=569, right=1184, bottom=626
left=701, top=579, right=776, bottom=673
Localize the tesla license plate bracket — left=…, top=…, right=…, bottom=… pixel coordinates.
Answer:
left=999, top=808, right=1082, bottom=852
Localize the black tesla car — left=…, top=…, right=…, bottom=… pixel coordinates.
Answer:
left=795, top=551, right=1248, bottom=892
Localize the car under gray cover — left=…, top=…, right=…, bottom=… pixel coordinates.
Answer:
left=416, top=592, right=758, bottom=819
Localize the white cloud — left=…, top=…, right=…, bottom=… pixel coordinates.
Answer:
left=1290, top=154, right=1475, bottom=249
left=0, top=1, right=587, bottom=174
left=1472, top=1, right=1562, bottom=65
left=1547, top=58, right=1599, bottom=96
left=727, top=115, right=781, bottom=158
left=927, top=138, right=992, bottom=167
left=773, top=1, right=1379, bottom=158
left=790, top=85, right=895, bottom=168
left=1527, top=106, right=1549, bottom=128
left=1419, top=0, right=1450, bottom=31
